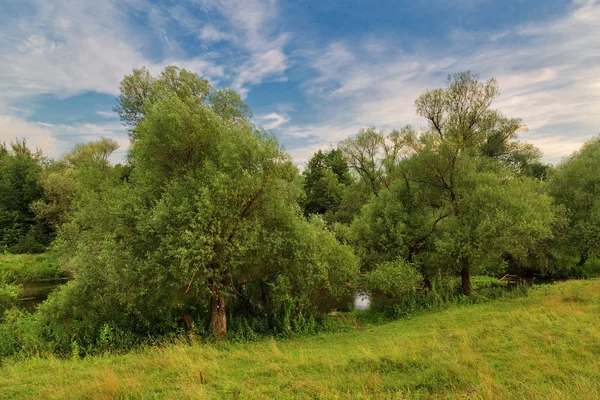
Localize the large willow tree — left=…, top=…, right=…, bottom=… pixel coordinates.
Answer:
left=43, top=67, right=356, bottom=346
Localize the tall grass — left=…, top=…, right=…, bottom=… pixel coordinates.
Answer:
left=1, top=280, right=598, bottom=399
left=0, top=253, right=67, bottom=283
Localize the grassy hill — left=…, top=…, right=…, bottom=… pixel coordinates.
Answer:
left=1, top=280, right=599, bottom=399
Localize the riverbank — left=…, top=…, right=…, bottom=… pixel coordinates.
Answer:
left=1, top=279, right=598, bottom=399
left=0, top=253, right=68, bottom=311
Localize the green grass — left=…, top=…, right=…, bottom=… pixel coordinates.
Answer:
left=0, top=253, right=67, bottom=283
left=1, top=280, right=599, bottom=399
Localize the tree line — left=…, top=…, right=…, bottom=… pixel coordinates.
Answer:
left=0, top=67, right=598, bottom=353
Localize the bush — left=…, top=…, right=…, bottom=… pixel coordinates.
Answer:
left=0, top=283, right=20, bottom=316
left=364, top=259, right=422, bottom=307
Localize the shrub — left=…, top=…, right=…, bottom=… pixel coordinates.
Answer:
left=0, top=283, right=20, bottom=316
left=364, top=259, right=422, bottom=307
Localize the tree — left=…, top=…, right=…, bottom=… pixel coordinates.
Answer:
left=32, top=138, right=120, bottom=230
left=302, top=149, right=352, bottom=218
left=0, top=140, right=52, bottom=253
left=351, top=72, right=559, bottom=296
left=548, top=137, right=600, bottom=269
left=44, top=66, right=358, bottom=346
left=351, top=172, right=449, bottom=289
left=407, top=72, right=558, bottom=294
left=338, top=127, right=407, bottom=196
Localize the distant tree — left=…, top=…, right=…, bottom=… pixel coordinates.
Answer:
left=338, top=127, right=407, bottom=196
left=548, top=137, right=600, bottom=269
left=32, top=138, right=120, bottom=229
left=351, top=172, right=448, bottom=289
left=302, top=149, right=351, bottom=218
left=0, top=140, right=52, bottom=253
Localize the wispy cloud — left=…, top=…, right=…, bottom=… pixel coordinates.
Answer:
left=288, top=0, right=600, bottom=164
left=256, top=112, right=290, bottom=130
left=96, top=111, right=118, bottom=119
left=0, top=0, right=224, bottom=102
left=191, top=0, right=291, bottom=96
left=0, top=115, right=128, bottom=160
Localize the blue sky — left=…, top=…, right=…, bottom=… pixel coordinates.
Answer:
left=0, top=0, right=598, bottom=165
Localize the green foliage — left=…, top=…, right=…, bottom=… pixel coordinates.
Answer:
left=548, top=136, right=600, bottom=272
left=302, top=149, right=352, bottom=219
left=0, top=140, right=53, bottom=253
left=35, top=66, right=359, bottom=351
left=0, top=283, right=20, bottom=316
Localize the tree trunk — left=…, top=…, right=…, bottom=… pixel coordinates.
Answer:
left=461, top=267, right=473, bottom=295
left=423, top=276, right=433, bottom=292
left=576, top=252, right=588, bottom=267
left=210, top=292, right=227, bottom=339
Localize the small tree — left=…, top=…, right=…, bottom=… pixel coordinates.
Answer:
left=33, top=138, right=120, bottom=230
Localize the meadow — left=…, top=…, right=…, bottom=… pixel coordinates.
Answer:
left=1, top=279, right=598, bottom=399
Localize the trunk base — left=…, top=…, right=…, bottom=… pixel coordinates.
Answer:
left=576, top=252, right=588, bottom=267
left=461, top=268, right=473, bottom=296
left=211, top=294, right=227, bottom=339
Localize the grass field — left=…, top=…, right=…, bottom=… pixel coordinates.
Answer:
left=0, top=253, right=67, bottom=283
left=1, top=280, right=598, bottom=399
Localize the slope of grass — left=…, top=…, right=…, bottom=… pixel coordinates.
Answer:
left=0, top=253, right=67, bottom=283
left=1, top=280, right=599, bottom=399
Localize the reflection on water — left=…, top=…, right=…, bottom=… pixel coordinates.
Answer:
left=17, top=280, right=66, bottom=312
left=354, top=293, right=371, bottom=310
left=324, top=292, right=372, bottom=312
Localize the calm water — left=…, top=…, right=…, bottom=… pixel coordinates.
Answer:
left=17, top=280, right=66, bottom=312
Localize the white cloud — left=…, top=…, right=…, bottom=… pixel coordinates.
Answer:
left=0, top=115, right=129, bottom=161
left=199, top=25, right=233, bottom=43
left=0, top=116, right=63, bottom=157
left=96, top=111, right=118, bottom=119
left=0, top=0, right=224, bottom=104
left=256, top=112, right=290, bottom=130
left=521, top=136, right=588, bottom=162
left=192, top=0, right=291, bottom=96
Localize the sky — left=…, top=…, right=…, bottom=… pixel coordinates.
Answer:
left=0, top=0, right=599, bottom=166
